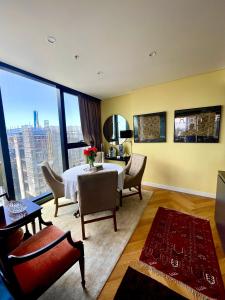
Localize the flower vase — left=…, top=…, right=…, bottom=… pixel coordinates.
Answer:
left=88, top=158, right=95, bottom=169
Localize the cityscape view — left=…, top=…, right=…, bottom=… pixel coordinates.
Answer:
left=0, top=110, right=85, bottom=200
left=0, top=68, right=86, bottom=201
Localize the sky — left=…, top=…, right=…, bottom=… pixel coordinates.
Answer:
left=0, top=69, right=81, bottom=128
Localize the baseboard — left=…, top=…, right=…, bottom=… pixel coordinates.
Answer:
left=142, top=181, right=216, bottom=199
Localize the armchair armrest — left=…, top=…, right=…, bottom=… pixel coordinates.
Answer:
left=123, top=157, right=131, bottom=174
left=0, top=218, right=53, bottom=238
left=52, top=180, right=64, bottom=199
left=8, top=230, right=83, bottom=265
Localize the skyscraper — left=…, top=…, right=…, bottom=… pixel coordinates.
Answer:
left=5, top=111, right=85, bottom=200
left=33, top=110, right=39, bottom=128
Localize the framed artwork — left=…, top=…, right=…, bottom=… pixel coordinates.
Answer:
left=133, top=112, right=166, bottom=143
left=174, top=105, right=221, bottom=143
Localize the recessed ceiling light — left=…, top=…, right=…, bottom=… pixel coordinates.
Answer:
left=47, top=36, right=56, bottom=44
left=97, top=71, right=104, bottom=79
left=149, top=50, right=157, bottom=57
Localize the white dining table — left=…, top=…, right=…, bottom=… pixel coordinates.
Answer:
left=62, top=163, right=125, bottom=201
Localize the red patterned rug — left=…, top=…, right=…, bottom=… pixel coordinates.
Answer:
left=140, top=207, right=225, bottom=300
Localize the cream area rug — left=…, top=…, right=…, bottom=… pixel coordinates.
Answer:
left=39, top=190, right=153, bottom=300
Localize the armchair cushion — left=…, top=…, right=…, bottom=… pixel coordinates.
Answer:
left=124, top=174, right=135, bottom=187
left=11, top=225, right=80, bottom=295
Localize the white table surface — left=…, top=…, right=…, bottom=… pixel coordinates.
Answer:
left=62, top=163, right=125, bottom=201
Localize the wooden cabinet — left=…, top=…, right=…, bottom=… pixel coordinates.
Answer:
left=215, top=171, right=225, bottom=251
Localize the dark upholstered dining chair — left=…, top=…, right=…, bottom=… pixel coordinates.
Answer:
left=41, top=161, right=75, bottom=217
left=0, top=219, right=85, bottom=300
left=120, top=153, right=147, bottom=206
left=77, top=171, right=118, bottom=240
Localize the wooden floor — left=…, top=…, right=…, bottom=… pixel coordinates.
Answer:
left=98, top=187, right=225, bottom=299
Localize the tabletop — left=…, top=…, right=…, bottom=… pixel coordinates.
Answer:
left=0, top=200, right=42, bottom=229
left=62, top=163, right=125, bottom=201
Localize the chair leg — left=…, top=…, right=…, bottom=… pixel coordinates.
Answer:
left=54, top=198, right=59, bottom=217
left=138, top=185, right=142, bottom=200
left=113, top=209, right=117, bottom=232
left=81, top=215, right=86, bottom=240
left=79, top=255, right=85, bottom=288
left=31, top=220, right=36, bottom=234
left=120, top=190, right=122, bottom=207
left=24, top=225, right=32, bottom=240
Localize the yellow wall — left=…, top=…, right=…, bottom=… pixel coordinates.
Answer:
left=101, top=70, right=225, bottom=196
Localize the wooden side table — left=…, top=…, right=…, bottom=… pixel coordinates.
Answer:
left=105, top=156, right=130, bottom=165
left=0, top=199, right=51, bottom=237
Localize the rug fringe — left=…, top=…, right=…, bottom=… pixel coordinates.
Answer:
left=139, top=261, right=217, bottom=300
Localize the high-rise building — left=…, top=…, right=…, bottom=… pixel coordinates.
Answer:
left=44, top=120, right=49, bottom=127
left=6, top=112, right=83, bottom=200
left=22, top=126, right=49, bottom=197
left=7, top=128, right=24, bottom=199
left=33, top=110, right=39, bottom=128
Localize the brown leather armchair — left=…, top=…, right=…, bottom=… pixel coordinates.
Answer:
left=41, top=161, right=75, bottom=217
left=120, top=153, right=147, bottom=206
left=77, top=171, right=118, bottom=240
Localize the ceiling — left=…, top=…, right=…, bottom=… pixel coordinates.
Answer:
left=1, top=0, right=225, bottom=100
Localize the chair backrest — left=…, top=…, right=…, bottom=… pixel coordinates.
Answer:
left=40, top=161, right=64, bottom=198
left=126, top=153, right=147, bottom=179
left=0, top=217, right=33, bottom=276
left=95, top=152, right=104, bottom=163
left=77, top=171, right=118, bottom=215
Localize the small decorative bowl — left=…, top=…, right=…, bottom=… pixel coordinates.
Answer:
left=7, top=200, right=27, bottom=214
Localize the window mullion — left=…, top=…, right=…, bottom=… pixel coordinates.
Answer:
left=57, top=89, right=69, bottom=171
left=0, top=89, right=15, bottom=199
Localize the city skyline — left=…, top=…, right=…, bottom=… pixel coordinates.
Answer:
left=4, top=122, right=85, bottom=200
left=0, top=68, right=86, bottom=200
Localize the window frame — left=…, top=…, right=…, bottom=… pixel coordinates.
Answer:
left=0, top=62, right=98, bottom=203
left=58, top=90, right=87, bottom=170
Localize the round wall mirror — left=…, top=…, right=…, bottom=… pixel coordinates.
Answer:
left=103, top=115, right=129, bottom=143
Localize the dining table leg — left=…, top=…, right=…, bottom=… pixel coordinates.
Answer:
left=74, top=209, right=80, bottom=218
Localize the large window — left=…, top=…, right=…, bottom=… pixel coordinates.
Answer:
left=64, top=93, right=83, bottom=143
left=64, top=93, right=87, bottom=168
left=0, top=145, right=6, bottom=195
left=0, top=69, right=63, bottom=200
left=68, top=147, right=87, bottom=168
left=0, top=64, right=94, bottom=202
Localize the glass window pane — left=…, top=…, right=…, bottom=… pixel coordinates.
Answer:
left=68, top=147, right=87, bottom=168
left=0, top=144, right=7, bottom=204
left=0, top=70, right=63, bottom=200
left=64, top=93, right=84, bottom=144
